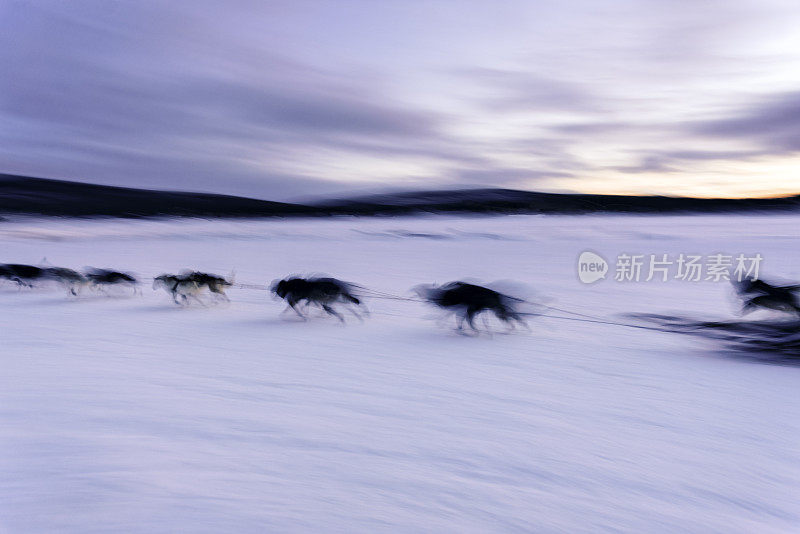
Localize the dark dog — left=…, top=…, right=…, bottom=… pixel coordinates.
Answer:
left=271, top=277, right=365, bottom=321
left=734, top=278, right=800, bottom=316
left=153, top=271, right=232, bottom=305
left=84, top=268, right=139, bottom=294
left=0, top=264, right=45, bottom=288
left=1, top=263, right=89, bottom=295
left=415, top=281, right=529, bottom=333
left=42, top=267, right=88, bottom=295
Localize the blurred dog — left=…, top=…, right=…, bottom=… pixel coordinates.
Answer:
left=415, top=281, right=529, bottom=333
left=0, top=263, right=91, bottom=295
left=42, top=267, right=88, bottom=295
left=153, top=274, right=196, bottom=304
left=734, top=278, right=800, bottom=316
left=84, top=268, right=139, bottom=294
left=186, top=271, right=232, bottom=301
left=271, top=277, right=365, bottom=321
left=0, top=264, right=45, bottom=288
left=153, top=271, right=232, bottom=305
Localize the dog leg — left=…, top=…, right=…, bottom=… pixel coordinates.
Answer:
left=346, top=304, right=365, bottom=322
left=189, top=292, right=206, bottom=307
left=466, top=308, right=481, bottom=333
left=482, top=313, right=493, bottom=335
left=306, top=301, right=327, bottom=318
left=455, top=314, right=478, bottom=336
left=289, top=302, right=307, bottom=320
left=496, top=311, right=516, bottom=333
left=322, top=304, right=345, bottom=322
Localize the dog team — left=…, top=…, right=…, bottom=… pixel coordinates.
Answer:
left=0, top=262, right=537, bottom=332
left=2, top=262, right=799, bottom=332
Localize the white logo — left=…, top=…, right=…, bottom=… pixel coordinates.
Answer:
left=578, top=251, right=608, bottom=284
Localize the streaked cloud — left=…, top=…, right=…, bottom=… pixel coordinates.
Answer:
left=691, top=91, right=800, bottom=153
left=2, top=0, right=800, bottom=199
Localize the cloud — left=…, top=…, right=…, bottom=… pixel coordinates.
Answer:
left=0, top=3, right=580, bottom=198
left=2, top=1, right=800, bottom=198
left=452, top=68, right=600, bottom=113
left=453, top=167, right=575, bottom=186
left=0, top=2, right=461, bottom=197
left=690, top=91, right=800, bottom=153
left=605, top=148, right=771, bottom=175
left=610, top=156, right=678, bottom=175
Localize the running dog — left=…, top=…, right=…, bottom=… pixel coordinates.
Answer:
left=733, top=278, right=800, bottom=316
left=271, top=276, right=365, bottom=321
left=84, top=268, right=139, bottom=294
left=415, top=281, right=529, bottom=333
left=184, top=271, right=232, bottom=301
left=153, top=271, right=233, bottom=305
left=0, top=264, right=45, bottom=288
left=42, top=267, right=88, bottom=295
left=0, top=263, right=88, bottom=295
left=153, top=274, right=197, bottom=304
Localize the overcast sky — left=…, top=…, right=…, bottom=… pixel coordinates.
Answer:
left=2, top=0, right=800, bottom=200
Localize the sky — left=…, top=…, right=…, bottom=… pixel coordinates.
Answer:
left=2, top=0, right=800, bottom=201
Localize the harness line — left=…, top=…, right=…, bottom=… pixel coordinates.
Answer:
left=164, top=279, right=670, bottom=333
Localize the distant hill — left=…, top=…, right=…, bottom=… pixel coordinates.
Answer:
left=0, top=174, right=314, bottom=217
left=1, top=174, right=798, bottom=218
left=317, top=188, right=800, bottom=215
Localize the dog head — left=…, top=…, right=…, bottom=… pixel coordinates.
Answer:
left=271, top=279, right=289, bottom=298
left=153, top=274, right=175, bottom=290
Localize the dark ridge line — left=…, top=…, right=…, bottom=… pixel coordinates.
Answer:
left=1, top=173, right=798, bottom=219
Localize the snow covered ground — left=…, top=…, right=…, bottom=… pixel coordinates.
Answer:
left=1, top=214, right=798, bottom=533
